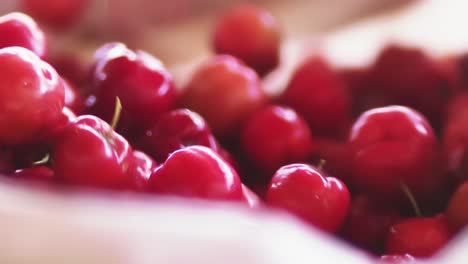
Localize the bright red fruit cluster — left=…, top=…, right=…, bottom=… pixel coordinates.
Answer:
left=1, top=5, right=468, bottom=263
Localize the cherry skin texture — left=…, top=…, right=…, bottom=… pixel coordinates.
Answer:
left=148, top=146, right=243, bottom=201
left=136, top=108, right=220, bottom=163
left=126, top=150, right=157, bottom=192
left=385, top=217, right=450, bottom=258
left=348, top=105, right=442, bottom=199
left=341, top=195, right=400, bottom=252
left=266, top=163, right=350, bottom=233
left=281, top=56, right=352, bottom=139
left=89, top=42, right=177, bottom=137
left=52, top=115, right=133, bottom=189
left=213, top=4, right=280, bottom=76
left=446, top=181, right=468, bottom=232
left=20, top=0, right=90, bottom=29
left=181, top=55, right=267, bottom=138
left=241, top=105, right=313, bottom=176
left=242, top=184, right=262, bottom=208
left=0, top=47, right=65, bottom=145
left=0, top=12, right=46, bottom=58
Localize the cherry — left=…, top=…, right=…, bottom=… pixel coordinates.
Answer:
left=48, top=53, right=88, bottom=88
left=181, top=55, right=267, bottom=138
left=0, top=12, right=46, bottom=58
left=0, top=147, right=15, bottom=175
left=446, top=181, right=468, bottom=232
left=136, top=108, right=220, bottom=163
left=240, top=105, right=313, bottom=176
left=46, top=107, right=77, bottom=144
left=369, top=44, right=459, bottom=128
left=213, top=4, right=281, bottom=76
left=378, top=254, right=415, bottom=263
left=63, top=78, right=85, bottom=114
left=52, top=115, right=133, bottom=189
left=20, top=0, right=90, bottom=29
left=126, top=150, right=157, bottom=192
left=385, top=217, right=450, bottom=258
left=0, top=47, right=64, bottom=145
left=266, top=163, right=350, bottom=233
left=148, top=146, right=243, bottom=201
left=242, top=184, right=262, bottom=208
left=348, top=106, right=443, bottom=200
left=280, top=56, right=352, bottom=139
left=341, top=195, right=401, bottom=253
left=13, top=165, right=54, bottom=183
left=88, top=42, right=177, bottom=138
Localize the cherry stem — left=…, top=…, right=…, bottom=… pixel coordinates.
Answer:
left=400, top=182, right=422, bottom=217
left=110, top=97, right=122, bottom=130
left=32, top=153, right=50, bottom=166
left=317, top=159, right=326, bottom=171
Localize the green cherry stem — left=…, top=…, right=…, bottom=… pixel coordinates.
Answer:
left=110, top=97, right=122, bottom=130
left=400, top=182, right=422, bottom=217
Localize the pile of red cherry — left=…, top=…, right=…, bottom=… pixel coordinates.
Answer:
left=2, top=1, right=468, bottom=263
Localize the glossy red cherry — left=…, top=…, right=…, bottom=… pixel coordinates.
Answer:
left=369, top=44, right=459, bottom=127
left=348, top=106, right=443, bottom=199
left=0, top=12, right=46, bottom=58
left=378, top=254, right=415, bottom=263
left=181, top=55, right=267, bottom=138
left=126, top=150, right=157, bottom=192
left=446, top=181, right=468, bottom=232
left=0, top=47, right=65, bottom=145
left=20, top=0, right=90, bottom=29
left=148, top=146, right=243, bottom=201
left=385, top=217, right=450, bottom=258
left=52, top=115, right=133, bottom=189
left=89, top=42, right=177, bottom=137
left=241, top=105, right=313, bottom=176
left=341, top=195, right=401, bottom=252
left=266, top=163, right=350, bottom=233
left=242, top=184, right=262, bottom=208
left=213, top=4, right=280, bottom=76
left=136, top=108, right=220, bottom=163
left=45, top=107, right=77, bottom=144
left=13, top=166, right=54, bottom=183
left=281, top=56, right=352, bottom=139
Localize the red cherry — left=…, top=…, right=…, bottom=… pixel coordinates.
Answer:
left=47, top=53, right=88, bottom=87
left=13, top=166, right=54, bottom=183
left=213, top=4, right=280, bottom=76
left=136, top=109, right=220, bottom=163
left=126, top=150, right=157, bottom=192
left=46, top=107, right=77, bottom=144
left=378, top=254, right=415, bottom=263
left=20, top=0, right=90, bottom=29
left=446, top=181, right=468, bottom=232
left=281, top=56, right=352, bottom=139
left=385, top=217, right=450, bottom=258
left=0, top=147, right=15, bottom=175
left=341, top=195, right=401, bottom=252
left=148, top=146, right=243, bottom=201
left=181, top=55, right=267, bottom=138
left=52, top=115, right=133, bottom=189
left=369, top=44, right=459, bottom=127
left=0, top=47, right=65, bottom=145
left=348, top=106, right=443, bottom=199
left=0, top=12, right=46, bottom=58
left=241, top=184, right=262, bottom=208
left=266, top=163, right=350, bottom=233
left=241, top=105, right=313, bottom=176
left=89, top=42, right=177, bottom=137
